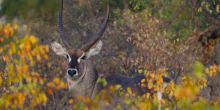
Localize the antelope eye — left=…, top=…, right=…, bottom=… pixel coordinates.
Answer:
left=81, top=55, right=86, bottom=60
left=65, top=55, right=69, bottom=59
left=77, top=54, right=86, bottom=63
left=79, top=52, right=86, bottom=60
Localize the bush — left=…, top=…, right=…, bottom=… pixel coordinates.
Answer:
left=0, top=23, right=66, bottom=109
left=65, top=62, right=220, bottom=110
left=0, top=24, right=220, bottom=110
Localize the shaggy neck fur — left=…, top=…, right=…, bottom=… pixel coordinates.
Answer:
left=68, top=60, right=101, bottom=98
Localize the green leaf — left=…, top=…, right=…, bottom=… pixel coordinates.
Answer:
left=193, top=62, right=204, bottom=78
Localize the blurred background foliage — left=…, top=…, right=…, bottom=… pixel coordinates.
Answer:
left=0, top=0, right=59, bottom=21
left=0, top=0, right=219, bottom=39
left=0, top=0, right=220, bottom=109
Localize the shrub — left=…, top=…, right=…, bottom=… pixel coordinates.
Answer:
left=0, top=23, right=220, bottom=110
left=0, top=23, right=67, bottom=109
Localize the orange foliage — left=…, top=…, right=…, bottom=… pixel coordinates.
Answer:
left=0, top=23, right=67, bottom=109
left=0, top=23, right=220, bottom=110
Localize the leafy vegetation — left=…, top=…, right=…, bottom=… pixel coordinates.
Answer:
left=0, top=0, right=58, bottom=21
left=0, top=23, right=220, bottom=110
left=0, top=24, right=67, bottom=109
left=0, top=0, right=220, bottom=110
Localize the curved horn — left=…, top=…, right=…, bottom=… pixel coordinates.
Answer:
left=81, top=4, right=110, bottom=51
left=58, top=0, right=71, bottom=48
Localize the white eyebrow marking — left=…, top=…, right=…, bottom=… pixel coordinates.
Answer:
left=67, top=54, right=71, bottom=62
left=77, top=52, right=85, bottom=63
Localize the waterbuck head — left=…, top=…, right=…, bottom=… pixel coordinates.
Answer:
left=51, top=0, right=109, bottom=91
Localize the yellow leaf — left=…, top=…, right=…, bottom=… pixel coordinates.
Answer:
left=127, top=87, right=132, bottom=94
left=4, top=24, right=14, bottom=37
left=0, top=76, right=2, bottom=86
left=29, top=36, right=38, bottom=44
left=148, top=82, right=153, bottom=89
left=53, top=78, right=60, bottom=84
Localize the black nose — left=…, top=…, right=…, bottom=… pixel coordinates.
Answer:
left=67, top=69, right=77, bottom=77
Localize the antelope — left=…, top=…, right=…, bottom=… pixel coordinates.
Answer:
left=51, top=0, right=170, bottom=98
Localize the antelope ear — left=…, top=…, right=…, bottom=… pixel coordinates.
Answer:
left=85, top=40, right=103, bottom=59
left=51, top=42, right=68, bottom=57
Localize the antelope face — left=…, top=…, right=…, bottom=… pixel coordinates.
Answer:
left=65, top=49, right=84, bottom=80
left=51, top=41, right=103, bottom=80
